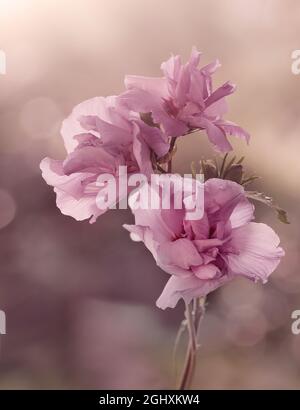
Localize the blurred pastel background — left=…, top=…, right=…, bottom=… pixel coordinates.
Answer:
left=0, top=0, right=300, bottom=389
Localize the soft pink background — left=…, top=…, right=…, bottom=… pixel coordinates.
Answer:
left=0, top=0, right=299, bottom=389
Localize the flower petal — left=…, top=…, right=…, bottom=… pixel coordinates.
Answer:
left=227, top=222, right=285, bottom=283
left=62, top=146, right=115, bottom=175
left=61, top=97, right=114, bottom=153
left=204, top=178, right=245, bottom=222
left=196, top=117, right=233, bottom=152
left=192, top=263, right=220, bottom=279
left=125, top=75, right=168, bottom=98
left=156, top=273, right=231, bottom=309
left=158, top=238, right=203, bottom=270
left=229, top=198, right=254, bottom=228
left=216, top=120, right=250, bottom=144
left=79, top=115, right=132, bottom=145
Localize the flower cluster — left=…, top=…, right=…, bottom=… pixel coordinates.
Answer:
left=40, top=48, right=284, bottom=309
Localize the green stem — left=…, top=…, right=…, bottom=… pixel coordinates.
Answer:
left=177, top=297, right=206, bottom=390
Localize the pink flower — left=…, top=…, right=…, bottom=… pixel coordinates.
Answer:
left=40, top=96, right=169, bottom=223
left=120, top=48, right=250, bottom=152
left=124, top=178, right=284, bottom=309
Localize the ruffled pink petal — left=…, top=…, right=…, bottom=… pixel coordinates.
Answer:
left=132, top=127, right=153, bottom=178
left=122, top=224, right=146, bottom=242
left=196, top=117, right=233, bottom=152
left=40, top=157, right=68, bottom=186
left=205, top=81, right=236, bottom=108
left=204, top=178, right=245, bottom=222
left=79, top=115, right=132, bottom=145
left=187, top=69, right=205, bottom=108
left=216, top=120, right=251, bottom=144
left=119, top=88, right=186, bottom=137
left=128, top=201, right=172, bottom=244
left=204, top=98, right=228, bottom=118
left=161, top=54, right=182, bottom=82
left=61, top=97, right=115, bottom=153
left=174, top=65, right=191, bottom=107
left=40, top=157, right=102, bottom=222
left=73, top=133, right=102, bottom=148
left=55, top=188, right=104, bottom=223
left=135, top=120, right=170, bottom=158
left=189, top=47, right=202, bottom=67
left=193, top=238, right=225, bottom=252
left=201, top=59, right=221, bottom=98
left=227, top=222, right=285, bottom=283
left=192, top=263, right=220, bottom=279
left=62, top=146, right=115, bottom=175
left=156, top=273, right=231, bottom=309
left=184, top=213, right=210, bottom=240
left=229, top=198, right=254, bottom=229
left=40, top=157, right=89, bottom=199
left=157, top=238, right=203, bottom=271
left=125, top=75, right=168, bottom=99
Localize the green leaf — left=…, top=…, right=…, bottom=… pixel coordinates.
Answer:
left=277, top=208, right=290, bottom=225
left=242, top=175, right=260, bottom=187
left=246, top=191, right=290, bottom=224
left=224, top=164, right=243, bottom=184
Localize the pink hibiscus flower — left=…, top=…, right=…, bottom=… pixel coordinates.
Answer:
left=40, top=96, right=169, bottom=223
left=124, top=178, right=284, bottom=309
left=120, top=48, right=250, bottom=152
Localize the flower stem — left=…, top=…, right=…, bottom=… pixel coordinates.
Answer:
left=167, top=137, right=177, bottom=173
left=177, top=297, right=206, bottom=390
